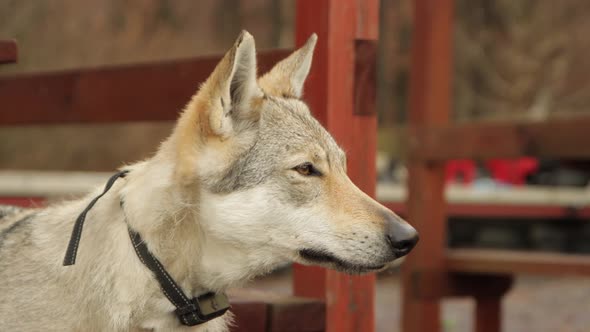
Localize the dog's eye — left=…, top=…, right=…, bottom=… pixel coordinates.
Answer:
left=293, top=162, right=321, bottom=176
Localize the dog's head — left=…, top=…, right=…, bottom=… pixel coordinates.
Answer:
left=170, top=31, right=417, bottom=274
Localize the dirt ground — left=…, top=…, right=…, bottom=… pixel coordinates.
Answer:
left=245, top=267, right=590, bottom=332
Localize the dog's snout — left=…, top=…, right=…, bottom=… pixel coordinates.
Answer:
left=385, top=213, right=419, bottom=258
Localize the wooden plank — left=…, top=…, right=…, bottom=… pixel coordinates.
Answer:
left=446, top=249, right=590, bottom=276
left=229, top=301, right=268, bottom=332
left=229, top=289, right=325, bottom=332
left=267, top=298, right=326, bottom=332
left=0, top=197, right=45, bottom=207
left=0, top=171, right=110, bottom=197
left=475, top=297, right=502, bottom=332
left=409, top=116, right=590, bottom=160
left=378, top=183, right=590, bottom=209
left=383, top=202, right=590, bottom=220
left=0, top=49, right=290, bottom=126
left=410, top=271, right=512, bottom=299
left=0, top=40, right=17, bottom=64
left=402, top=1, right=455, bottom=331
left=293, top=1, right=379, bottom=331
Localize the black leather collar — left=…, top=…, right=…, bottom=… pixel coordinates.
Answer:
left=125, top=224, right=229, bottom=325
left=63, top=170, right=229, bottom=326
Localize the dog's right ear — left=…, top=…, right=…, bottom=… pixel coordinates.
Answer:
left=258, top=33, right=317, bottom=99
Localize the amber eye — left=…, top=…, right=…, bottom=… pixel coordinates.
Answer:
left=293, top=162, right=321, bottom=176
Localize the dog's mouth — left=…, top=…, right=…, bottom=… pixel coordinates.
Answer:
left=298, top=248, right=386, bottom=274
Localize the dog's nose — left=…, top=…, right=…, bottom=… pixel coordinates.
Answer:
left=385, top=213, right=419, bottom=258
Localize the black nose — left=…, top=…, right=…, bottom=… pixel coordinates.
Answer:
left=385, top=213, right=419, bottom=258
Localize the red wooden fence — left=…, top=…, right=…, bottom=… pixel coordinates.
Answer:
left=402, top=1, right=590, bottom=332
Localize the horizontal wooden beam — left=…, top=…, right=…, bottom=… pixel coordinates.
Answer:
left=0, top=40, right=17, bottom=64
left=410, top=270, right=512, bottom=299
left=0, top=197, right=46, bottom=207
left=446, top=249, right=590, bottom=276
left=408, top=116, right=590, bottom=160
left=0, top=49, right=291, bottom=126
left=229, top=288, right=325, bottom=332
left=383, top=201, right=590, bottom=219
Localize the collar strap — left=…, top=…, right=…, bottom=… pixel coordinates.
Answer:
left=62, top=170, right=229, bottom=326
left=63, top=170, right=129, bottom=266
left=128, top=227, right=229, bottom=326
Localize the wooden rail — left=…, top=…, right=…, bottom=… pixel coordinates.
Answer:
left=229, top=289, right=325, bottom=332
left=385, top=202, right=590, bottom=220
left=0, top=50, right=290, bottom=125
left=409, top=117, right=590, bottom=161
left=446, top=249, right=590, bottom=277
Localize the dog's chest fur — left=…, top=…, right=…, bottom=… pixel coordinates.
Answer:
left=0, top=181, right=234, bottom=331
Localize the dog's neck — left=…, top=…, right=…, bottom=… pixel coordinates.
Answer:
left=116, top=157, right=285, bottom=295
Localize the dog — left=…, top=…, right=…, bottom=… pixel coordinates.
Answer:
left=0, top=31, right=418, bottom=331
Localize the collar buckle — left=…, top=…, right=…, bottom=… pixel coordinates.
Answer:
left=175, top=292, right=230, bottom=326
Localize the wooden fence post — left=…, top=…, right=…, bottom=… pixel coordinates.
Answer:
left=402, top=0, right=455, bottom=331
left=292, top=1, right=379, bottom=331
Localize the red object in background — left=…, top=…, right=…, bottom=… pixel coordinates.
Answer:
left=486, top=158, right=538, bottom=185
left=446, top=158, right=539, bottom=185
left=446, top=159, right=476, bottom=184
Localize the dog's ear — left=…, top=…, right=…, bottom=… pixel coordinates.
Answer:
left=204, top=30, right=262, bottom=138
left=259, top=33, right=317, bottom=99
left=171, top=31, right=262, bottom=184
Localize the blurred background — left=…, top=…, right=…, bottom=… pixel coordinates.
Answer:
left=2, top=1, right=590, bottom=331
